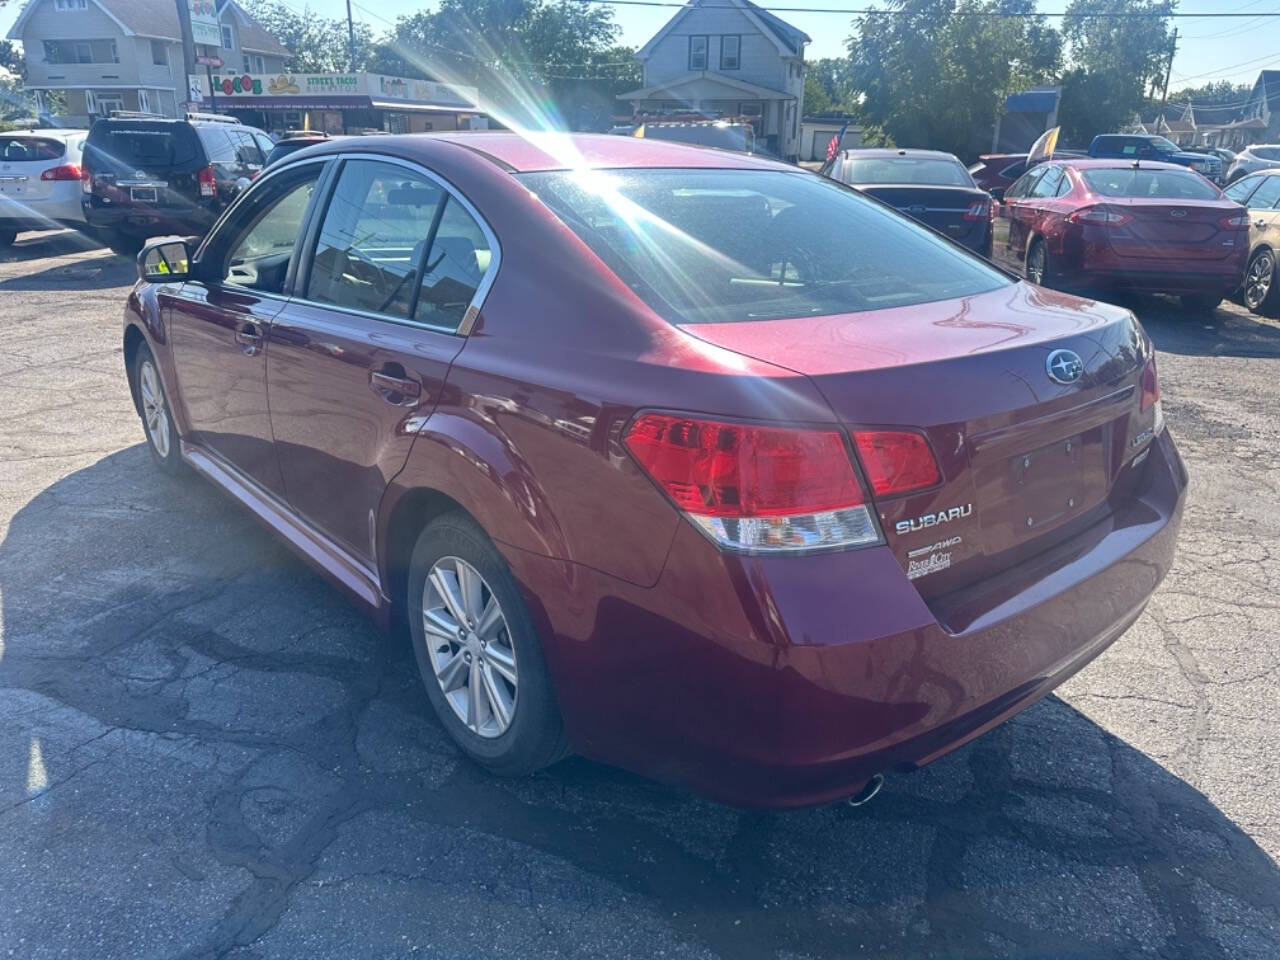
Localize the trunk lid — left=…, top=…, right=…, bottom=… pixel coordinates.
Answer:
left=83, top=122, right=203, bottom=209
left=1102, top=198, right=1238, bottom=260
left=680, top=283, right=1158, bottom=616
left=0, top=135, right=67, bottom=203
left=857, top=184, right=988, bottom=245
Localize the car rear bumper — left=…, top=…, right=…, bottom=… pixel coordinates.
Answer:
left=506, top=429, right=1187, bottom=808
left=1071, top=264, right=1244, bottom=296
left=82, top=201, right=217, bottom=236
left=1, top=192, right=85, bottom=229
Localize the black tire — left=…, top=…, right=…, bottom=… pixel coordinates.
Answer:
left=1243, top=248, right=1278, bottom=316
left=0, top=228, right=16, bottom=247
left=129, top=343, right=183, bottom=474
left=1025, top=238, right=1050, bottom=287
left=1180, top=292, right=1223, bottom=313
left=407, top=512, right=569, bottom=776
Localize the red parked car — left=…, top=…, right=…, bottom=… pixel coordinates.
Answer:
left=992, top=158, right=1249, bottom=311
left=968, top=150, right=1085, bottom=198
left=123, top=133, right=1185, bottom=808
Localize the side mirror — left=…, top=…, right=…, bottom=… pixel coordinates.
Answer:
left=234, top=176, right=252, bottom=193
left=137, top=237, right=194, bottom=283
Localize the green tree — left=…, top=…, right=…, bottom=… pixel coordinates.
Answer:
left=804, top=57, right=855, bottom=115
left=1165, top=79, right=1251, bottom=110
left=1056, top=0, right=1175, bottom=144
left=848, top=0, right=1061, bottom=161
left=0, top=39, right=23, bottom=79
left=243, top=0, right=379, bottom=72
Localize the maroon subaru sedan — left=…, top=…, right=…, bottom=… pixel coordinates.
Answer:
left=992, top=157, right=1249, bottom=312
left=123, top=133, right=1186, bottom=808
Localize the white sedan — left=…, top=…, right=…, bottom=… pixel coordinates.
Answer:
left=0, top=129, right=89, bottom=246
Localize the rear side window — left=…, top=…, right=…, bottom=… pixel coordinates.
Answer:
left=521, top=168, right=1009, bottom=325
left=85, top=122, right=200, bottom=170
left=304, top=159, right=491, bottom=327
left=1223, top=176, right=1262, bottom=205
left=1029, top=166, right=1064, bottom=198
left=198, top=128, right=236, bottom=163
left=1081, top=169, right=1219, bottom=200
left=0, top=137, right=65, bottom=162
left=1245, top=176, right=1280, bottom=210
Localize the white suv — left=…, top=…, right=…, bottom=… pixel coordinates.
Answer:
left=0, top=129, right=89, bottom=247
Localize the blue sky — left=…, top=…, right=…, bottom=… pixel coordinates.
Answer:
left=5, top=0, right=1279, bottom=95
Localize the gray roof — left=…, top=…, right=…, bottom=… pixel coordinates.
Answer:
left=742, top=0, right=810, bottom=53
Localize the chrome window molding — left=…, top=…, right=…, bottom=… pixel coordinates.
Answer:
left=294, top=151, right=502, bottom=338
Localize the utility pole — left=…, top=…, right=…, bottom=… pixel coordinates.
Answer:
left=175, top=0, right=198, bottom=111
left=1159, top=27, right=1178, bottom=110
left=346, top=0, right=357, bottom=72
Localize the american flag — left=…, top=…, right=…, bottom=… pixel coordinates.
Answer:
left=826, top=120, right=851, bottom=161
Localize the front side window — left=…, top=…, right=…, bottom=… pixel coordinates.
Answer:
left=521, top=168, right=1009, bottom=325
left=1252, top=146, right=1280, bottom=161
left=1029, top=166, right=1064, bottom=198
left=689, top=36, right=708, bottom=70
left=220, top=167, right=321, bottom=293
left=1007, top=167, right=1046, bottom=199
left=720, top=36, right=740, bottom=70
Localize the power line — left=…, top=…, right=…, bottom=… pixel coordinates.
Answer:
left=569, top=0, right=1280, bottom=16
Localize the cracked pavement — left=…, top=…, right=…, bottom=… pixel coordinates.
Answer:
left=0, top=229, right=1277, bottom=959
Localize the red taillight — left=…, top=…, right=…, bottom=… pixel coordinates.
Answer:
left=1067, top=206, right=1132, bottom=226
left=853, top=431, right=942, bottom=497
left=81, top=167, right=92, bottom=194
left=41, top=163, right=81, bottom=181
left=198, top=165, right=217, bottom=198
left=1219, top=213, right=1250, bottom=229
left=623, top=413, right=880, bottom=552
left=964, top=198, right=991, bottom=221
left=1140, top=357, right=1160, bottom=412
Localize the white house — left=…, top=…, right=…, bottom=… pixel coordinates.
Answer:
left=618, top=0, right=809, bottom=161
left=7, top=0, right=289, bottom=125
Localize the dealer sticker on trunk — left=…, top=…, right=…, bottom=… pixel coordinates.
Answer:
left=906, top=536, right=962, bottom=580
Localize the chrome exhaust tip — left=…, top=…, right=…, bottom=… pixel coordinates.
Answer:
left=844, top=773, right=884, bottom=808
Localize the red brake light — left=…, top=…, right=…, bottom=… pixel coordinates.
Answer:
left=1140, top=357, right=1160, bottom=412
left=1067, top=205, right=1132, bottom=226
left=623, top=413, right=880, bottom=553
left=964, top=198, right=991, bottom=221
left=41, top=163, right=81, bottom=181
left=1219, top=213, right=1250, bottom=229
left=198, top=165, right=217, bottom=198
left=853, top=431, right=942, bottom=497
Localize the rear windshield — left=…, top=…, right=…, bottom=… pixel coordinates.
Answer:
left=1252, top=146, right=1280, bottom=161
left=521, top=168, right=1009, bottom=325
left=1081, top=168, right=1220, bottom=200
left=843, top=156, right=972, bottom=186
left=0, top=137, right=65, bottom=162
left=85, top=122, right=201, bottom=170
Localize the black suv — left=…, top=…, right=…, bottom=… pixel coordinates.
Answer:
left=82, top=114, right=274, bottom=241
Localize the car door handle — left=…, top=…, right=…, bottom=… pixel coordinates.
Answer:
left=370, top=369, right=421, bottom=405
left=1256, top=220, right=1267, bottom=229
left=234, top=324, right=262, bottom=355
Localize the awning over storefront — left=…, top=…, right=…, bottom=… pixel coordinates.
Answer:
left=195, top=72, right=482, bottom=116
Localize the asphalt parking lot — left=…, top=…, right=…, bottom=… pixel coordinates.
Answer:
left=1, top=228, right=1277, bottom=960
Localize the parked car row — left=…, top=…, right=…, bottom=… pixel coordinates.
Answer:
left=1, top=114, right=331, bottom=249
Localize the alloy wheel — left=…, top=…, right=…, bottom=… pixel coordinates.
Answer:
left=1026, top=244, right=1046, bottom=286
left=422, top=556, right=518, bottom=738
left=1245, top=251, right=1274, bottom=311
left=139, top=360, right=170, bottom=459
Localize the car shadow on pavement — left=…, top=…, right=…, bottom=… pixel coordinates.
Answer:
left=1, top=447, right=1277, bottom=960
left=1115, top=294, right=1280, bottom=360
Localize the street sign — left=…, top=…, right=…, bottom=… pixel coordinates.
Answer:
left=195, top=55, right=223, bottom=67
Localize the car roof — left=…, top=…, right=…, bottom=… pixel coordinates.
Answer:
left=1056, top=158, right=1188, bottom=171
left=0, top=128, right=84, bottom=138
left=298, top=131, right=791, bottom=174
left=841, top=148, right=962, bottom=161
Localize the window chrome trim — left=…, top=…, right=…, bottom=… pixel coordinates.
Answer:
left=293, top=151, right=502, bottom=337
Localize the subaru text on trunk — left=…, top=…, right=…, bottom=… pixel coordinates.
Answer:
left=122, top=133, right=1186, bottom=807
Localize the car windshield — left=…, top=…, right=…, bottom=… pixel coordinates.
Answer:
left=85, top=123, right=200, bottom=170
left=1151, top=137, right=1180, bottom=152
left=1252, top=146, right=1280, bottom=160
left=1081, top=168, right=1220, bottom=200
left=0, top=136, right=65, bottom=162
left=520, top=168, right=1008, bottom=325
left=843, top=156, right=972, bottom=185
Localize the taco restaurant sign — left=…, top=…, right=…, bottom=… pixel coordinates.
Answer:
left=200, top=73, right=477, bottom=109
